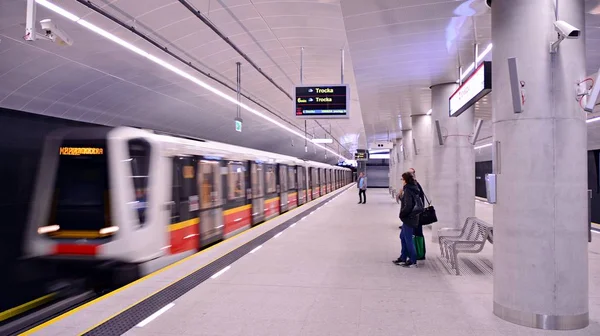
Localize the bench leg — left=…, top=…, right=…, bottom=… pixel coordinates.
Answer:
left=453, top=250, right=460, bottom=276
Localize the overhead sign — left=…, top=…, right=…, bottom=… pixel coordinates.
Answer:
left=234, top=117, right=243, bottom=132
left=294, top=85, right=349, bottom=119
left=354, top=149, right=368, bottom=161
left=449, top=61, right=492, bottom=117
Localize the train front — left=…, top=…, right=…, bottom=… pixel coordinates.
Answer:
left=23, top=127, right=164, bottom=288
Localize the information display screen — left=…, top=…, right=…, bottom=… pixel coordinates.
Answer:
left=294, top=85, right=349, bottom=119
left=59, top=147, right=104, bottom=156
left=354, top=151, right=368, bottom=161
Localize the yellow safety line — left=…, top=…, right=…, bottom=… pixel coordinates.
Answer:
left=22, top=185, right=352, bottom=335
left=0, top=293, right=56, bottom=323
left=167, top=218, right=199, bottom=232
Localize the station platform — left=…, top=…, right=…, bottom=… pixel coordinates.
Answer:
left=26, top=187, right=600, bottom=336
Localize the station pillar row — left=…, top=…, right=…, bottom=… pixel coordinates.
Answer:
left=410, top=115, right=433, bottom=196
left=401, top=129, right=414, bottom=187
left=491, top=0, right=588, bottom=330
left=430, top=83, right=475, bottom=242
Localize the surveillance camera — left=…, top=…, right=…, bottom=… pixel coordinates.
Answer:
left=550, top=20, right=580, bottom=53
left=39, top=19, right=73, bottom=46
left=554, top=20, right=581, bottom=39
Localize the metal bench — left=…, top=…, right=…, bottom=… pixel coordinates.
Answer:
left=438, top=217, right=492, bottom=275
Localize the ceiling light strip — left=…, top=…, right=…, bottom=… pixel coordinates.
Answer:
left=36, top=0, right=347, bottom=159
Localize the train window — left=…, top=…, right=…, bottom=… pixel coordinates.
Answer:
left=49, top=139, right=110, bottom=234
left=200, top=161, right=221, bottom=209
left=288, top=166, right=296, bottom=189
left=279, top=165, right=288, bottom=192
left=266, top=165, right=276, bottom=193
left=251, top=163, right=264, bottom=198
left=228, top=162, right=246, bottom=200
left=128, top=139, right=151, bottom=227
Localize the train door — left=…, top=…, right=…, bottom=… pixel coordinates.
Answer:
left=279, top=164, right=288, bottom=213
left=297, top=166, right=306, bottom=205
left=307, top=167, right=313, bottom=201
left=198, top=159, right=223, bottom=247
left=168, top=156, right=200, bottom=254
left=223, top=161, right=251, bottom=238
left=312, top=168, right=319, bottom=199
left=250, top=162, right=265, bottom=225
left=264, top=164, right=279, bottom=220
left=287, top=165, right=297, bottom=209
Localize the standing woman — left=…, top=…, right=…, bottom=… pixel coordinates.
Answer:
left=393, top=172, right=423, bottom=268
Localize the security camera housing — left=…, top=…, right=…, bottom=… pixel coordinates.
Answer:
left=39, top=19, right=73, bottom=46
left=550, top=20, right=581, bottom=53
left=554, top=20, right=581, bottom=39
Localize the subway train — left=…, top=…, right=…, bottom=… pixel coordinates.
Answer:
left=24, top=127, right=353, bottom=287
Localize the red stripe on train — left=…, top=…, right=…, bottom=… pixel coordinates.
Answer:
left=224, top=207, right=252, bottom=235
left=54, top=244, right=98, bottom=256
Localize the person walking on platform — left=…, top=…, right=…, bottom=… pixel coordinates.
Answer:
left=409, top=168, right=426, bottom=260
left=393, top=172, right=423, bottom=268
left=357, top=172, right=367, bottom=204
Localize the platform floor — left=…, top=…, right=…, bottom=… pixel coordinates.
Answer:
left=27, top=187, right=600, bottom=335
left=113, top=188, right=600, bottom=336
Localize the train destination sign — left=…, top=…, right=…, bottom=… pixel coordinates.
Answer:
left=59, top=147, right=104, bottom=156
left=449, top=61, right=492, bottom=117
left=294, top=85, right=349, bottom=119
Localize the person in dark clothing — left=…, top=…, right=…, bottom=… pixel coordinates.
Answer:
left=393, top=172, right=423, bottom=268
left=408, top=168, right=426, bottom=260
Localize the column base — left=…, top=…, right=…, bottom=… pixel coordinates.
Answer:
left=493, top=301, right=589, bottom=330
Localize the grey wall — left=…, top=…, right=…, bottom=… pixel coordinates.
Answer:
left=366, top=159, right=389, bottom=188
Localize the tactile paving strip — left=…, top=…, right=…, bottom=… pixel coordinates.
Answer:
left=83, top=187, right=349, bottom=336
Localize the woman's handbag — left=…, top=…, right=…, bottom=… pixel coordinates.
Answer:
left=419, top=193, right=437, bottom=225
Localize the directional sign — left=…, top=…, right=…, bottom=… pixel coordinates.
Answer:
left=294, top=85, right=349, bottom=119
left=449, top=61, right=492, bottom=117
left=235, top=118, right=243, bottom=132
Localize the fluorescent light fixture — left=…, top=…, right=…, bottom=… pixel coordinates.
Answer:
left=312, top=138, right=333, bottom=144
left=136, top=303, right=175, bottom=327
left=38, top=225, right=59, bottom=234
left=586, top=116, right=600, bottom=123
left=474, top=143, right=492, bottom=150
left=249, top=245, right=262, bottom=253
left=460, top=43, right=493, bottom=81
left=99, top=226, right=119, bottom=234
left=210, top=266, right=231, bottom=279
left=35, top=0, right=348, bottom=160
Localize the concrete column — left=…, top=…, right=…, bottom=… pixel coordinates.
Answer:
left=392, top=139, right=403, bottom=192
left=410, top=115, right=433, bottom=194
left=430, top=83, right=475, bottom=242
left=401, top=129, right=413, bottom=183
left=492, top=0, right=588, bottom=330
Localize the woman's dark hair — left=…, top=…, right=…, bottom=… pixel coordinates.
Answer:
left=402, top=172, right=416, bottom=185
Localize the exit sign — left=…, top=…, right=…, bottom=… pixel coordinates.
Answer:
left=234, top=118, right=243, bottom=132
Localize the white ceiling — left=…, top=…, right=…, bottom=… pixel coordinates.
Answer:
left=1, top=0, right=600, bottom=160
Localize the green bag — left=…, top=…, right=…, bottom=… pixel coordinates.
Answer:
left=413, top=235, right=426, bottom=260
